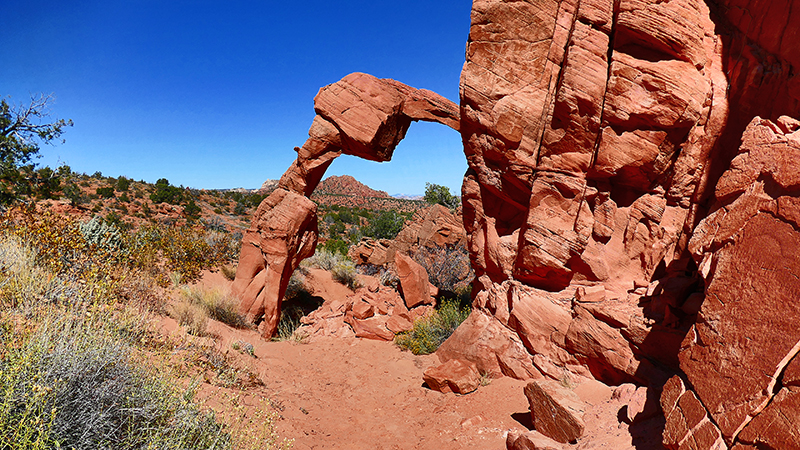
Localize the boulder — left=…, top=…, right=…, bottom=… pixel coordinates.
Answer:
left=344, top=313, right=394, bottom=341
left=395, top=252, right=435, bottom=308
left=436, top=308, right=540, bottom=380
left=524, top=380, right=586, bottom=444
left=422, top=359, right=481, bottom=395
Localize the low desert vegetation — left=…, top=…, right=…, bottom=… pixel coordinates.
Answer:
left=303, top=249, right=361, bottom=291
left=0, top=208, right=291, bottom=449
left=178, top=285, right=249, bottom=330
left=395, top=299, right=471, bottom=355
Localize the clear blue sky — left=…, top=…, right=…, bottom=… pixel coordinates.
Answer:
left=2, top=1, right=471, bottom=196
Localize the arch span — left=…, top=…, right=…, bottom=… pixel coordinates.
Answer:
left=232, top=72, right=460, bottom=338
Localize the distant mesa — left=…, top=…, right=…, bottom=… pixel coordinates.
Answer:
left=315, top=175, right=389, bottom=198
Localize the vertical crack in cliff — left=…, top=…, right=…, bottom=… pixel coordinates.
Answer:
left=730, top=337, right=800, bottom=445
left=533, top=0, right=581, bottom=169
left=588, top=0, right=620, bottom=171
left=572, top=0, right=620, bottom=234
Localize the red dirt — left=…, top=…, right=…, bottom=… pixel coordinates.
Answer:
left=163, top=271, right=662, bottom=450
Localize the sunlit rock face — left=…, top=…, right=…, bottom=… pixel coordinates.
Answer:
left=235, top=1, right=800, bottom=445
left=457, top=0, right=800, bottom=448
left=232, top=73, right=459, bottom=338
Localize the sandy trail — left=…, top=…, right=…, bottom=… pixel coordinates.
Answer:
left=177, top=271, right=664, bottom=450
left=202, top=320, right=530, bottom=450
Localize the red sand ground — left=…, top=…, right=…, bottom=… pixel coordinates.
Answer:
left=157, top=271, right=663, bottom=450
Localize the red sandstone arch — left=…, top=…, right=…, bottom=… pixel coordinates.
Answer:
left=231, top=72, right=460, bottom=338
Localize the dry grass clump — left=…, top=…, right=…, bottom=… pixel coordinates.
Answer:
left=221, top=264, right=237, bottom=281
left=177, top=285, right=249, bottom=330
left=303, top=249, right=360, bottom=290
left=395, top=299, right=471, bottom=355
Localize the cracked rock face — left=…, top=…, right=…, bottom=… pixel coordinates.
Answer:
left=457, top=0, right=800, bottom=447
left=668, top=116, right=800, bottom=449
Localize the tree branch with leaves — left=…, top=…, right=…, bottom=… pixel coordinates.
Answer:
left=0, top=94, right=73, bottom=205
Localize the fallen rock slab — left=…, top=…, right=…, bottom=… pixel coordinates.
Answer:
left=422, top=359, right=480, bottom=395
left=524, top=380, right=585, bottom=444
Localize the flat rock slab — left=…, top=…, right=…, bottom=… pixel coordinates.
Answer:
left=524, top=380, right=586, bottom=444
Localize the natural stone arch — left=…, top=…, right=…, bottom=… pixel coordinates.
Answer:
left=232, top=72, right=460, bottom=338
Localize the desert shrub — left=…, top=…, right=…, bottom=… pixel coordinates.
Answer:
left=126, top=224, right=239, bottom=285
left=412, top=244, right=473, bottom=293
left=95, top=186, right=115, bottom=198
left=179, top=285, right=248, bottom=329
left=221, top=264, right=237, bottom=281
left=379, top=267, right=399, bottom=289
left=184, top=199, right=201, bottom=220
left=395, top=299, right=470, bottom=355
left=150, top=178, right=184, bottom=205
left=171, top=297, right=209, bottom=336
left=303, top=248, right=338, bottom=271
left=303, top=249, right=360, bottom=290
left=118, top=192, right=130, bottom=202
left=362, top=210, right=405, bottom=240
left=331, top=258, right=359, bottom=290
left=78, top=216, right=123, bottom=252
left=116, top=176, right=130, bottom=191
left=62, top=182, right=86, bottom=206
left=204, top=216, right=227, bottom=232
left=321, top=238, right=348, bottom=255
left=424, top=182, right=460, bottom=210
left=0, top=310, right=230, bottom=449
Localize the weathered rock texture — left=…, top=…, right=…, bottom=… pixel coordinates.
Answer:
left=236, top=0, right=800, bottom=446
left=349, top=204, right=467, bottom=267
left=451, top=0, right=800, bottom=448
left=232, top=72, right=459, bottom=337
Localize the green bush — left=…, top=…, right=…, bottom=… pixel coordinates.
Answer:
left=362, top=210, right=405, bottom=240
left=116, top=176, right=130, bottom=192
left=395, top=299, right=470, bottom=355
left=321, top=238, right=349, bottom=256
left=424, top=182, right=460, bottom=210
left=184, top=199, right=201, bottom=219
left=149, top=178, right=183, bottom=205
left=95, top=186, right=115, bottom=198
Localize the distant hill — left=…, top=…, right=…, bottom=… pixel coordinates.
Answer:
left=315, top=175, right=390, bottom=198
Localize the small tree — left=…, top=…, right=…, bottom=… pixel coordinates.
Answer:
left=424, top=183, right=460, bottom=210
left=0, top=95, right=73, bottom=205
left=363, top=210, right=405, bottom=240
left=183, top=199, right=201, bottom=220
left=150, top=178, right=183, bottom=205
